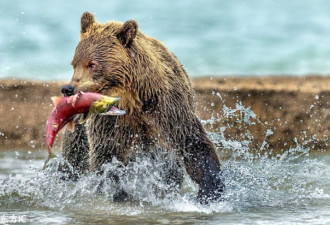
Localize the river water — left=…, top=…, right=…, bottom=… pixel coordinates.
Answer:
left=1, top=0, right=330, bottom=80
left=0, top=148, right=329, bottom=224
left=0, top=103, right=329, bottom=225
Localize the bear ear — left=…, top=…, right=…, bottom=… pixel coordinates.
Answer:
left=81, top=12, right=95, bottom=34
left=116, top=20, right=138, bottom=47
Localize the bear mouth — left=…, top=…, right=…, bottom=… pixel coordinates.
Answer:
left=102, top=106, right=126, bottom=116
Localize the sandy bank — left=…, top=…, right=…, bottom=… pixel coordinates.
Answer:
left=0, top=76, right=329, bottom=153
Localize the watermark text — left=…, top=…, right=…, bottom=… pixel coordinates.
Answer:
left=0, top=214, right=28, bottom=224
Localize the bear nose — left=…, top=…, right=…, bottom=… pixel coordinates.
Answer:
left=61, top=84, right=75, bottom=96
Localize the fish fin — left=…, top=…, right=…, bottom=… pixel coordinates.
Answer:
left=66, top=120, right=75, bottom=132
left=79, top=112, right=91, bottom=124
left=51, top=96, right=62, bottom=107
left=43, top=152, right=57, bottom=170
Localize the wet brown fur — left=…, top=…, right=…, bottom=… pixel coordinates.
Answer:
left=62, top=12, right=223, bottom=203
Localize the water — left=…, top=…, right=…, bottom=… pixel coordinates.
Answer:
left=1, top=0, right=330, bottom=80
left=0, top=146, right=329, bottom=224
left=0, top=101, right=329, bottom=225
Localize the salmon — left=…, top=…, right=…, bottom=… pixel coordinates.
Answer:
left=44, top=91, right=125, bottom=169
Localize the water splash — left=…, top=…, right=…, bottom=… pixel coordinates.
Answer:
left=0, top=100, right=329, bottom=220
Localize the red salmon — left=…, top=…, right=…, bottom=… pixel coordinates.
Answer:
left=44, top=91, right=124, bottom=169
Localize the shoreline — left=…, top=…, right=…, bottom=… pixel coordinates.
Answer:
left=0, top=75, right=329, bottom=153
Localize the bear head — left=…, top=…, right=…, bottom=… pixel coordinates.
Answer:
left=65, top=12, right=146, bottom=114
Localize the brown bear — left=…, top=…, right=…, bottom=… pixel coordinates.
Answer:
left=61, top=12, right=224, bottom=204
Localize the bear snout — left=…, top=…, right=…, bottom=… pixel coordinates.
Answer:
left=61, top=84, right=75, bottom=97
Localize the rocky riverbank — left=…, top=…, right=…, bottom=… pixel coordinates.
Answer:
left=0, top=76, right=329, bottom=154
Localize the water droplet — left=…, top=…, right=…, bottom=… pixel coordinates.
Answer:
left=315, top=95, right=319, bottom=100
left=234, top=87, right=237, bottom=91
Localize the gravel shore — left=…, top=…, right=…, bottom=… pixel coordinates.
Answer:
left=0, top=76, right=329, bottom=154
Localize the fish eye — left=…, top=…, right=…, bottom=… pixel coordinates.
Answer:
left=52, top=122, right=59, bottom=129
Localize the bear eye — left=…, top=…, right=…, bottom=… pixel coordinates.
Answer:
left=87, top=61, right=98, bottom=70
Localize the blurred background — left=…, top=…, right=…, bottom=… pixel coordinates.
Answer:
left=1, top=0, right=330, bottom=80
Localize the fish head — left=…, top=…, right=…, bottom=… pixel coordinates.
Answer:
left=79, top=95, right=125, bottom=124
left=90, top=96, right=121, bottom=113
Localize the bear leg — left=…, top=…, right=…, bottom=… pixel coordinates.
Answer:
left=182, top=117, right=225, bottom=204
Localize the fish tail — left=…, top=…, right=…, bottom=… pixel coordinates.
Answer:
left=43, top=151, right=57, bottom=170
